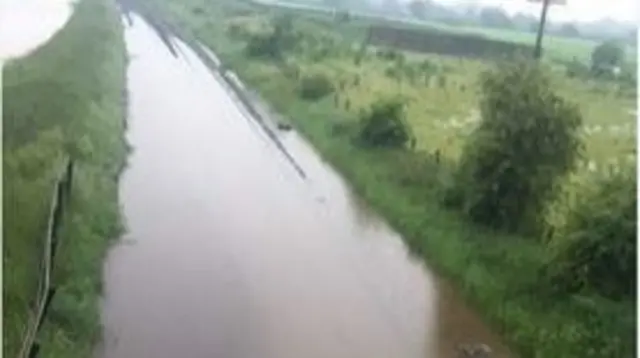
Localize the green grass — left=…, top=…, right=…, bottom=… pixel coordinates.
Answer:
left=158, top=0, right=636, bottom=356
left=3, top=0, right=127, bottom=356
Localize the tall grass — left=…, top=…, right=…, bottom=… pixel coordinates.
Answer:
left=3, top=0, right=127, bottom=356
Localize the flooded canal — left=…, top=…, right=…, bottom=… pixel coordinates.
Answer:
left=100, top=12, right=512, bottom=358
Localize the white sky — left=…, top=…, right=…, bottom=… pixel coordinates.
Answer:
left=0, top=0, right=74, bottom=60
left=434, top=0, right=639, bottom=23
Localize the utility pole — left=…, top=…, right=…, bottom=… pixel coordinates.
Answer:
left=533, top=0, right=552, bottom=60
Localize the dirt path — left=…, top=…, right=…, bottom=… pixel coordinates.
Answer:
left=99, top=11, right=511, bottom=358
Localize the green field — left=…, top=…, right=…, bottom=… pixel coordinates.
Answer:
left=250, top=0, right=637, bottom=64
left=418, top=22, right=601, bottom=63
left=159, top=0, right=636, bottom=356
left=3, top=0, right=127, bottom=356
left=218, top=7, right=636, bottom=171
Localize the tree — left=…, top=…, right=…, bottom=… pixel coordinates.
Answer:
left=479, top=7, right=513, bottom=29
left=244, top=15, right=297, bottom=59
left=558, top=23, right=580, bottom=38
left=591, top=40, right=624, bottom=75
left=298, top=73, right=334, bottom=100
left=447, top=60, right=583, bottom=234
left=408, top=0, right=428, bottom=19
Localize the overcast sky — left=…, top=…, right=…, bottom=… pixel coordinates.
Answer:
left=433, top=0, right=639, bottom=23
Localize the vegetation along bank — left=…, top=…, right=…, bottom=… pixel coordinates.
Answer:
left=3, top=0, right=127, bottom=356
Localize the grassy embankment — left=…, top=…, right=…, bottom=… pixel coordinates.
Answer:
left=3, top=0, right=127, bottom=356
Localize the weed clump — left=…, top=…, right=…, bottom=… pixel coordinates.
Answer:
left=448, top=60, right=583, bottom=233
left=545, top=169, right=636, bottom=300
left=245, top=15, right=296, bottom=59
left=357, top=99, right=413, bottom=148
left=377, top=48, right=403, bottom=62
left=298, top=73, right=334, bottom=100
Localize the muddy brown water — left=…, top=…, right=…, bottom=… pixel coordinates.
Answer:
left=100, top=13, right=512, bottom=358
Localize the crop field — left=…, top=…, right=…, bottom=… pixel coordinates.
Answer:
left=225, top=11, right=636, bottom=177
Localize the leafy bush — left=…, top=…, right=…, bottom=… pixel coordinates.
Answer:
left=297, top=73, right=334, bottom=100
left=281, top=61, right=300, bottom=79
left=448, top=60, right=583, bottom=233
left=244, top=15, right=297, bottom=59
left=565, top=57, right=590, bottom=79
left=384, top=66, right=400, bottom=79
left=245, top=32, right=282, bottom=58
left=310, top=45, right=331, bottom=61
left=353, top=75, right=360, bottom=86
left=617, top=63, right=637, bottom=97
left=544, top=169, right=636, bottom=300
left=357, top=99, right=413, bottom=148
left=591, top=40, right=624, bottom=75
left=438, top=75, right=447, bottom=88
left=419, top=59, right=438, bottom=73
left=227, top=23, right=250, bottom=39
left=377, top=48, right=403, bottom=62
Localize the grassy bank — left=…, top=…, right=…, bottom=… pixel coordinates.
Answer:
left=158, top=0, right=635, bottom=357
left=3, top=0, right=127, bottom=356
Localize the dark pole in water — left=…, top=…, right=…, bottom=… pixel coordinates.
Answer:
left=533, top=0, right=552, bottom=60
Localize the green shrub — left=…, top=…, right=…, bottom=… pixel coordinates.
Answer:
left=245, top=33, right=282, bottom=58
left=590, top=40, right=624, bottom=76
left=244, top=14, right=297, bottom=59
left=376, top=48, right=403, bottom=62
left=298, top=73, right=334, bottom=100
left=357, top=99, right=412, bottom=148
left=353, top=75, right=360, bottom=86
left=438, top=75, right=447, bottom=88
left=281, top=60, right=300, bottom=79
left=565, top=57, right=590, bottom=79
left=420, top=59, right=438, bottom=74
left=448, top=60, right=583, bottom=233
left=227, top=23, right=250, bottom=39
left=545, top=169, right=636, bottom=300
left=310, top=45, right=331, bottom=61
left=424, top=74, right=432, bottom=87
